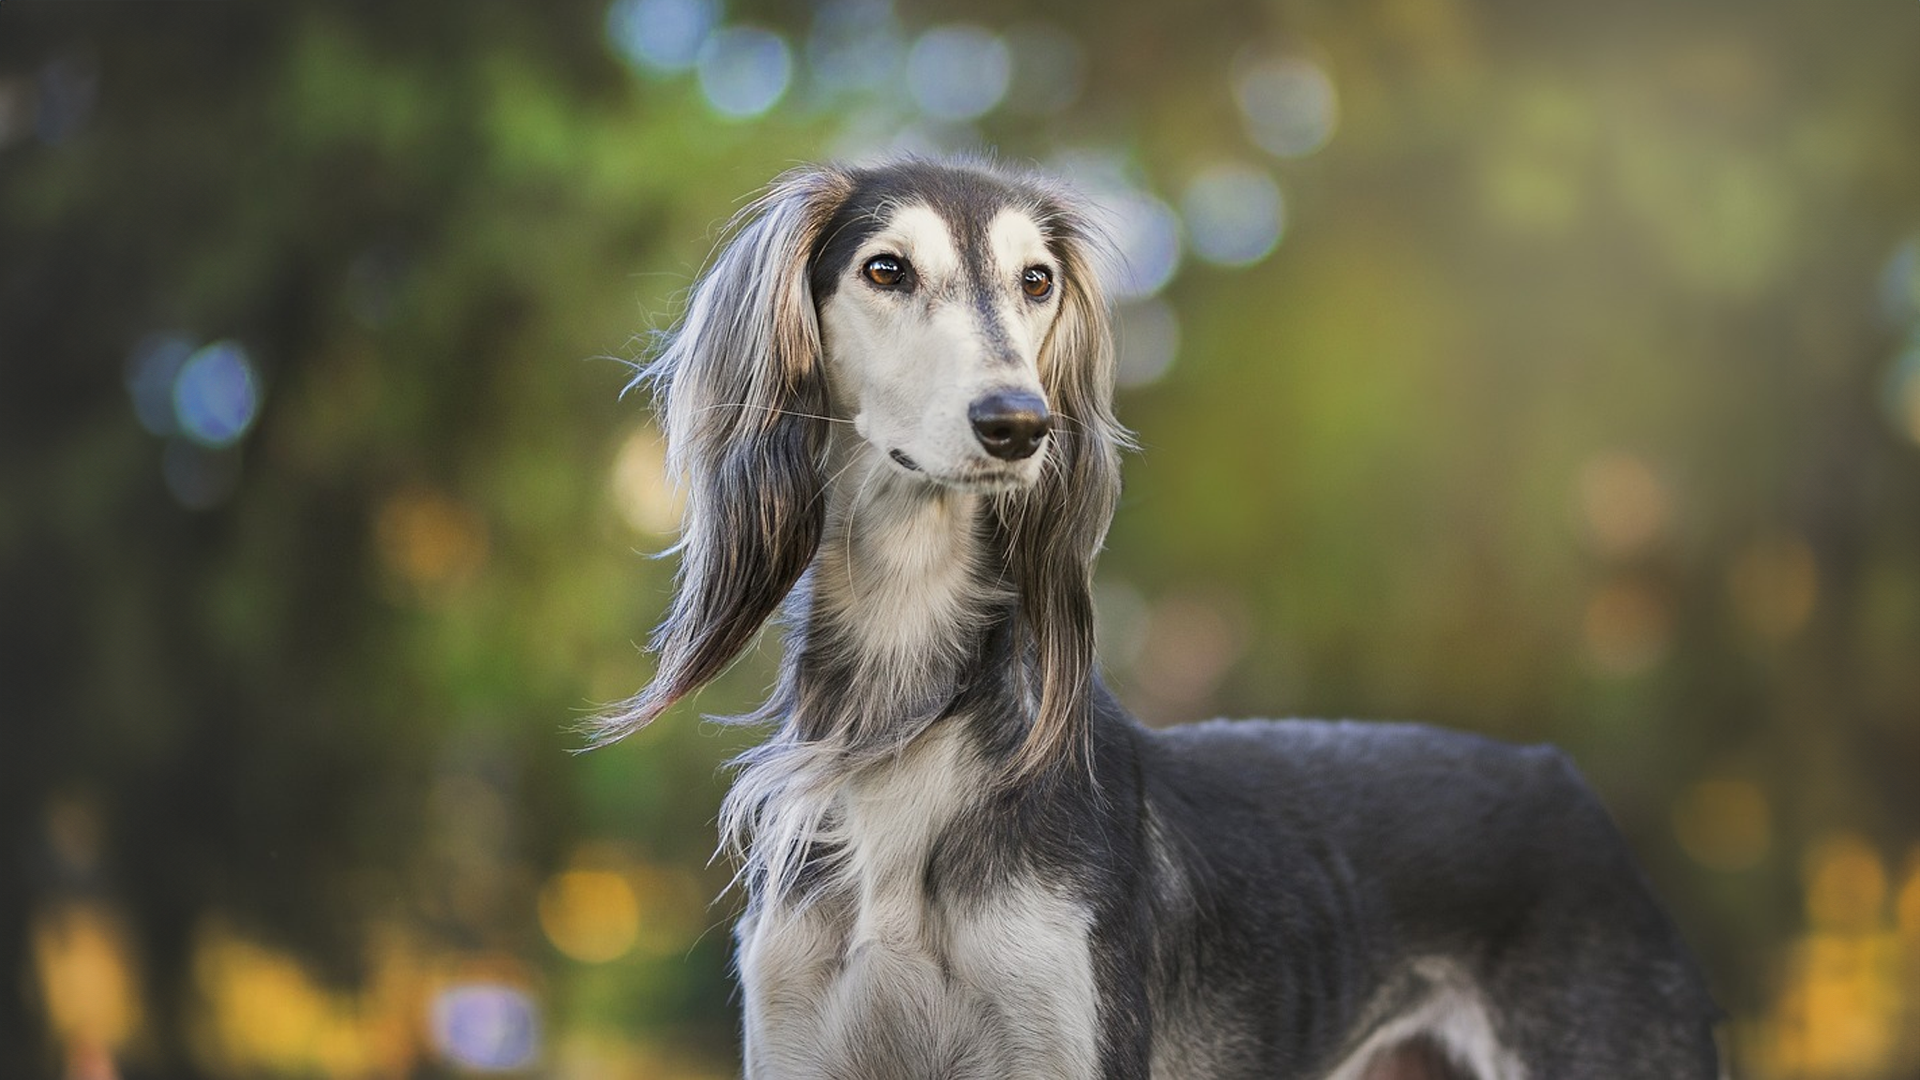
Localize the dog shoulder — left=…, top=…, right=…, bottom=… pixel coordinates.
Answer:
left=1140, top=716, right=1636, bottom=892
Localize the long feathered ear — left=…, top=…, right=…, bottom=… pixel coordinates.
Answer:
left=998, top=200, right=1132, bottom=778
left=592, top=167, right=854, bottom=744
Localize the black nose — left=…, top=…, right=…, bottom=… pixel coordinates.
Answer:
left=969, top=391, right=1052, bottom=461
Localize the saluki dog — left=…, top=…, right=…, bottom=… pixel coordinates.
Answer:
left=595, top=158, right=1721, bottom=1079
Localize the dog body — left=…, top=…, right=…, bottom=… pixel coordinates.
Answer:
left=603, top=159, right=1720, bottom=1078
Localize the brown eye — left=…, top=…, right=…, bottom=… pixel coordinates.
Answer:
left=1021, top=265, right=1054, bottom=300
left=863, top=255, right=910, bottom=289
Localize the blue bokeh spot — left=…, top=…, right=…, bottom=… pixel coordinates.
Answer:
left=171, top=340, right=261, bottom=449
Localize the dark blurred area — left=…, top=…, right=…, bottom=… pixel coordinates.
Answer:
left=3, top=1, right=1919, bottom=1076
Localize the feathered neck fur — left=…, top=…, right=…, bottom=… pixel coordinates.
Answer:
left=722, top=436, right=1033, bottom=901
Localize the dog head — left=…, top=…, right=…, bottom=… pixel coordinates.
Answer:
left=808, top=163, right=1080, bottom=492
left=597, top=158, right=1125, bottom=775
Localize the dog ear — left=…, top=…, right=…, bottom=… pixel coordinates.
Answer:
left=592, top=167, right=853, bottom=743
left=997, top=202, right=1132, bottom=778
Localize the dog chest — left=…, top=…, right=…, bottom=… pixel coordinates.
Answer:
left=735, top=725, right=1103, bottom=1079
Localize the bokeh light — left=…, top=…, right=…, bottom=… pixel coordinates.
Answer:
left=805, top=0, right=905, bottom=100
left=1091, top=188, right=1182, bottom=301
left=430, top=983, right=540, bottom=1072
left=538, top=868, right=640, bottom=964
left=128, top=335, right=260, bottom=509
left=1052, top=152, right=1183, bottom=300
left=906, top=25, right=1011, bottom=122
left=1002, top=23, right=1086, bottom=117
left=1583, top=576, right=1671, bottom=677
left=125, top=333, right=195, bottom=437
left=1181, top=163, right=1285, bottom=267
left=171, top=340, right=261, bottom=449
left=1806, top=833, right=1889, bottom=932
left=1233, top=54, right=1338, bottom=159
left=32, top=903, right=142, bottom=1066
left=697, top=27, right=793, bottom=119
left=1727, top=534, right=1819, bottom=641
left=610, top=425, right=684, bottom=536
left=1576, top=451, right=1672, bottom=559
left=1760, top=928, right=1903, bottom=1075
left=606, top=0, right=718, bottom=75
left=1114, top=299, right=1180, bottom=388
left=193, top=925, right=360, bottom=1075
left=375, top=488, right=490, bottom=599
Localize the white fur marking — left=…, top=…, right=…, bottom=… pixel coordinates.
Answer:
left=737, top=724, right=1102, bottom=1080
left=818, top=202, right=1058, bottom=491
left=1320, top=959, right=1528, bottom=1080
left=814, top=462, right=996, bottom=682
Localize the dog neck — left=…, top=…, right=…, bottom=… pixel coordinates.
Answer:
left=778, top=442, right=1021, bottom=747
left=720, top=441, right=1029, bottom=902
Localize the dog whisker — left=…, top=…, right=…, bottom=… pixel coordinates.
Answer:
left=694, top=401, right=855, bottom=425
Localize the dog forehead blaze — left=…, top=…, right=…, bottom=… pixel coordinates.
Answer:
left=809, top=164, right=1066, bottom=303
left=987, top=209, right=1053, bottom=283
left=870, top=205, right=960, bottom=282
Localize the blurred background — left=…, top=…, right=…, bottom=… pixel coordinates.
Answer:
left=4, top=0, right=1919, bottom=1076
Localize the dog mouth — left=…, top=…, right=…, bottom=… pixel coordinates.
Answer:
left=930, top=461, right=1041, bottom=494
left=880, top=446, right=1038, bottom=493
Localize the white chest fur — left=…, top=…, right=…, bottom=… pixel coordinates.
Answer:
left=734, top=724, right=1103, bottom=1080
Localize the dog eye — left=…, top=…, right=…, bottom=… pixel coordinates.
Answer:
left=1021, top=266, right=1054, bottom=300
left=863, top=255, right=911, bottom=289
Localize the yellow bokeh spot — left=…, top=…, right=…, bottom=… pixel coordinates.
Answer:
left=1804, top=832, right=1887, bottom=932
left=194, top=925, right=342, bottom=1073
left=374, top=488, right=489, bottom=598
left=32, top=902, right=142, bottom=1053
left=538, top=869, right=641, bottom=964
left=1672, top=779, right=1770, bottom=872
left=1728, top=534, right=1819, bottom=640
left=1576, top=451, right=1670, bottom=559
left=185, top=919, right=436, bottom=1078
left=538, top=845, right=707, bottom=964
left=1582, top=577, right=1671, bottom=677
left=1760, top=932, right=1901, bottom=1078
left=1752, top=840, right=1917, bottom=1078
left=610, top=426, right=684, bottom=536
